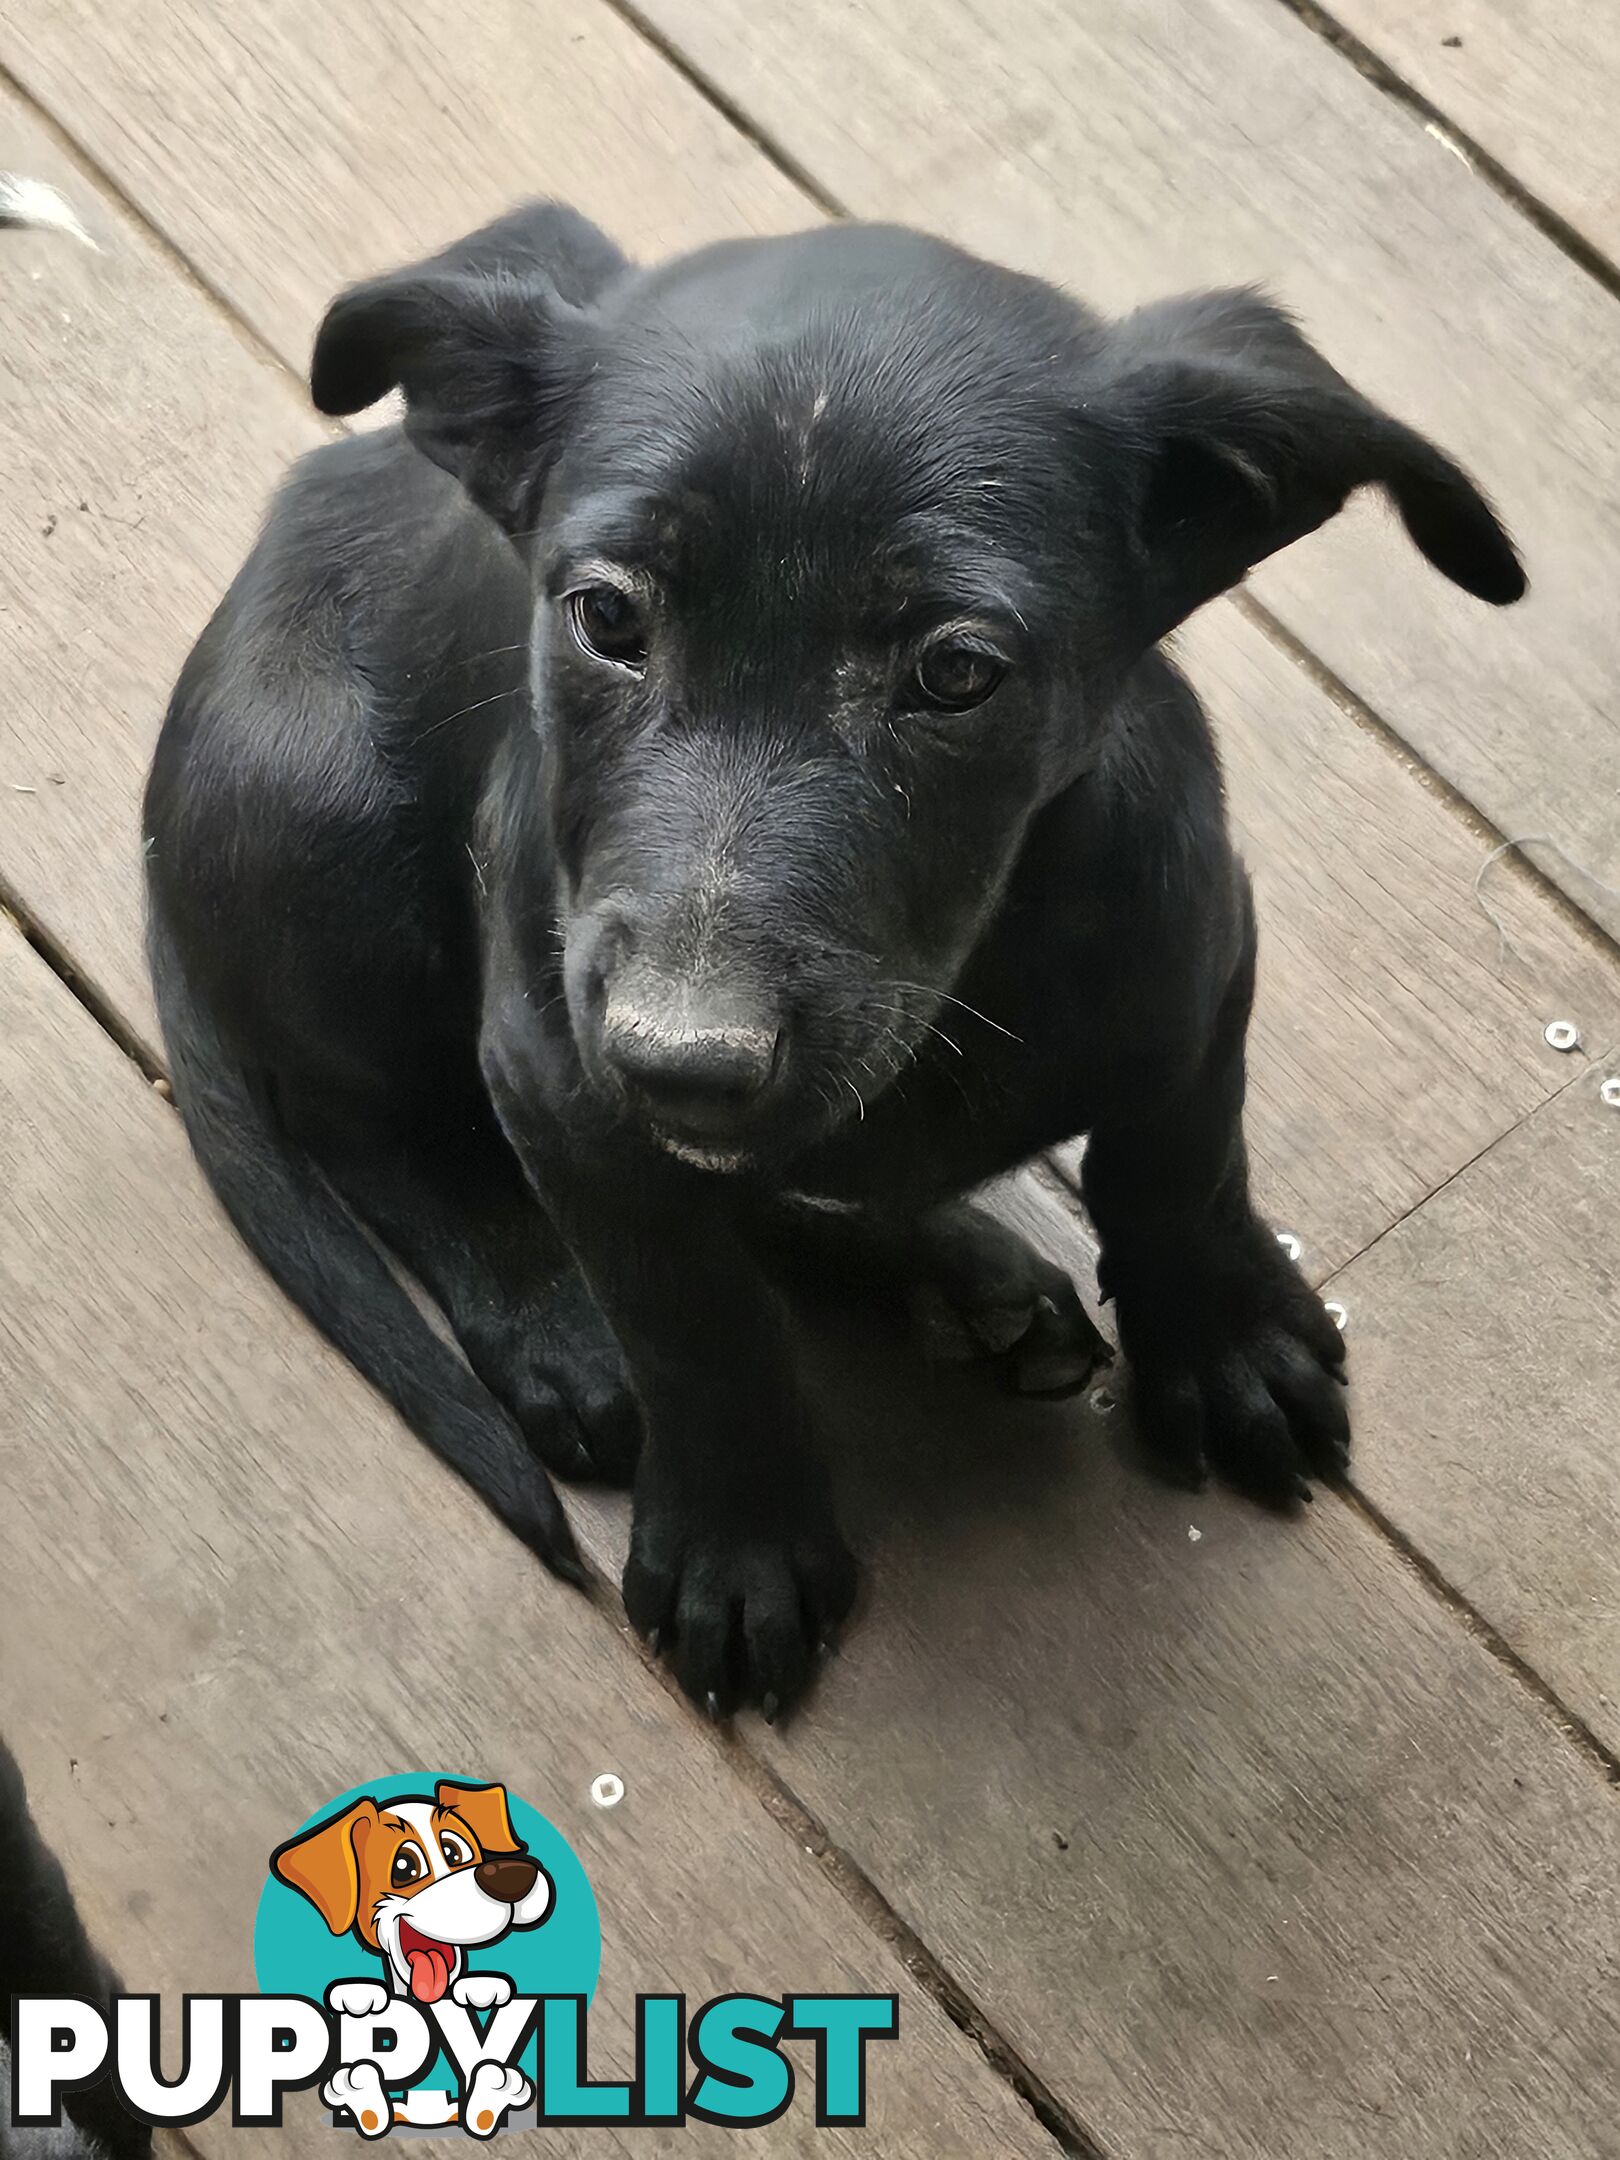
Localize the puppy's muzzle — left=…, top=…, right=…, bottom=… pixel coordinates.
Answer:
left=597, top=979, right=782, bottom=1141
left=474, top=1853, right=541, bottom=1902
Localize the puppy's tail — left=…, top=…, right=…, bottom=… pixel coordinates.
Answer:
left=144, top=915, right=585, bottom=1584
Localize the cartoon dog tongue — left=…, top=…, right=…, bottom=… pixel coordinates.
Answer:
left=404, top=1935, right=453, bottom=2003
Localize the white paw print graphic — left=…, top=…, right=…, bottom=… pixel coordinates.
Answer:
left=463, top=2062, right=532, bottom=2138
left=450, top=1972, right=514, bottom=2011
left=322, top=2061, right=392, bottom=2138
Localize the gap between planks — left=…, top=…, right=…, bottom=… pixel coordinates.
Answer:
left=1033, top=1077, right=1620, bottom=1795
left=575, top=1548, right=1112, bottom=2160
left=1270, top=0, right=1620, bottom=310
left=1229, top=590, right=1620, bottom=978
left=0, top=878, right=162, bottom=1084
left=0, top=54, right=311, bottom=393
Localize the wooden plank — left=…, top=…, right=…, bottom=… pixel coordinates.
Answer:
left=0, top=91, right=324, bottom=1046
left=0, top=919, right=1059, bottom=2160
left=0, top=0, right=812, bottom=376
left=1051, top=605, right=1620, bottom=1278
left=1328, top=0, right=1620, bottom=268
left=1328, top=1064, right=1620, bottom=1752
left=577, top=1168, right=1620, bottom=2160
left=628, top=0, right=1620, bottom=941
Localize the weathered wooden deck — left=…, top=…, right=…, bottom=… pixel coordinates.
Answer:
left=2, top=2, right=1617, bottom=2153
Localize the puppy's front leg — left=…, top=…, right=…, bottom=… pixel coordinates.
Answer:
left=558, top=1164, right=853, bottom=1718
left=1083, top=930, right=1350, bottom=1504
left=486, top=1044, right=854, bottom=1718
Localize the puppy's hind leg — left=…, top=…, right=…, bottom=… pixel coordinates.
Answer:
left=765, top=1195, right=1112, bottom=1399
left=302, top=1107, right=641, bottom=1487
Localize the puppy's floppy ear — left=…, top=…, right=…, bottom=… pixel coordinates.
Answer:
left=311, top=202, right=626, bottom=532
left=270, top=1798, right=379, bottom=1935
left=436, top=1779, right=524, bottom=1856
left=1091, top=289, right=1525, bottom=644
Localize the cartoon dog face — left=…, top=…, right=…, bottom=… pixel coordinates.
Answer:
left=271, top=1782, right=553, bottom=2003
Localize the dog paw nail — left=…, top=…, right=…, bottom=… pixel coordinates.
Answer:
left=761, top=1692, right=781, bottom=1725
left=646, top=1626, right=663, bottom=1655
left=706, top=1690, right=722, bottom=1722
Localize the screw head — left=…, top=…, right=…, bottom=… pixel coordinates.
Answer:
left=1276, top=1230, right=1303, bottom=1262
left=1324, top=1301, right=1348, bottom=1332
left=1544, top=1020, right=1581, bottom=1053
left=1600, top=1077, right=1620, bottom=1109
left=589, top=1773, right=624, bottom=1810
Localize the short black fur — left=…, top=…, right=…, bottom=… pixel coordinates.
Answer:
left=145, top=206, right=1523, bottom=1715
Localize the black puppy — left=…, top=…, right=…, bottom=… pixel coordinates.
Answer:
left=145, top=206, right=1522, bottom=1717
left=1, top=1739, right=150, bottom=2160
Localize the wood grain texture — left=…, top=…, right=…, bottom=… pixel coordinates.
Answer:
left=1329, top=1064, right=1620, bottom=1752
left=1328, top=0, right=1620, bottom=265
left=0, top=91, right=324, bottom=1046
left=1054, top=604, right=1620, bottom=1280
left=632, top=0, right=1620, bottom=940
left=0, top=0, right=812, bottom=376
left=0, top=920, right=1058, bottom=2160
left=607, top=1168, right=1620, bottom=2160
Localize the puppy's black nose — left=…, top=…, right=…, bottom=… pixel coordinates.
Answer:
left=601, top=985, right=781, bottom=1130
left=475, top=1853, right=539, bottom=1902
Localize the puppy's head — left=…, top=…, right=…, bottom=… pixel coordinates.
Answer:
left=270, top=1781, right=552, bottom=2003
left=315, top=210, right=1523, bottom=1169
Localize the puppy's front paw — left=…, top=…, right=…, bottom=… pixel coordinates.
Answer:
left=623, top=1474, right=857, bottom=1721
left=469, top=1273, right=642, bottom=1488
left=451, top=1972, right=514, bottom=2011
left=1109, top=1221, right=1348, bottom=1505
left=463, top=2062, right=532, bottom=2138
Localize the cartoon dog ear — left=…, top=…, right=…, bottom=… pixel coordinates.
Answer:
left=270, top=1799, right=379, bottom=1935
left=1088, top=288, right=1525, bottom=646
left=309, top=203, right=621, bottom=536
left=436, top=1780, right=523, bottom=1856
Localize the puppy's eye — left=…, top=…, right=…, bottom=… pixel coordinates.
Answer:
left=390, top=1843, right=427, bottom=1887
left=438, top=1833, right=471, bottom=1868
left=912, top=638, right=1006, bottom=713
left=567, top=584, right=647, bottom=671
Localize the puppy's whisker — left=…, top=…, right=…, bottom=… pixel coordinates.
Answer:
left=415, top=685, right=525, bottom=740
left=426, top=641, right=531, bottom=682
left=886, top=980, right=1024, bottom=1044
left=860, top=999, right=963, bottom=1060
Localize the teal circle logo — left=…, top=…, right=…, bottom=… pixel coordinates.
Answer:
left=253, top=1774, right=599, bottom=2107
